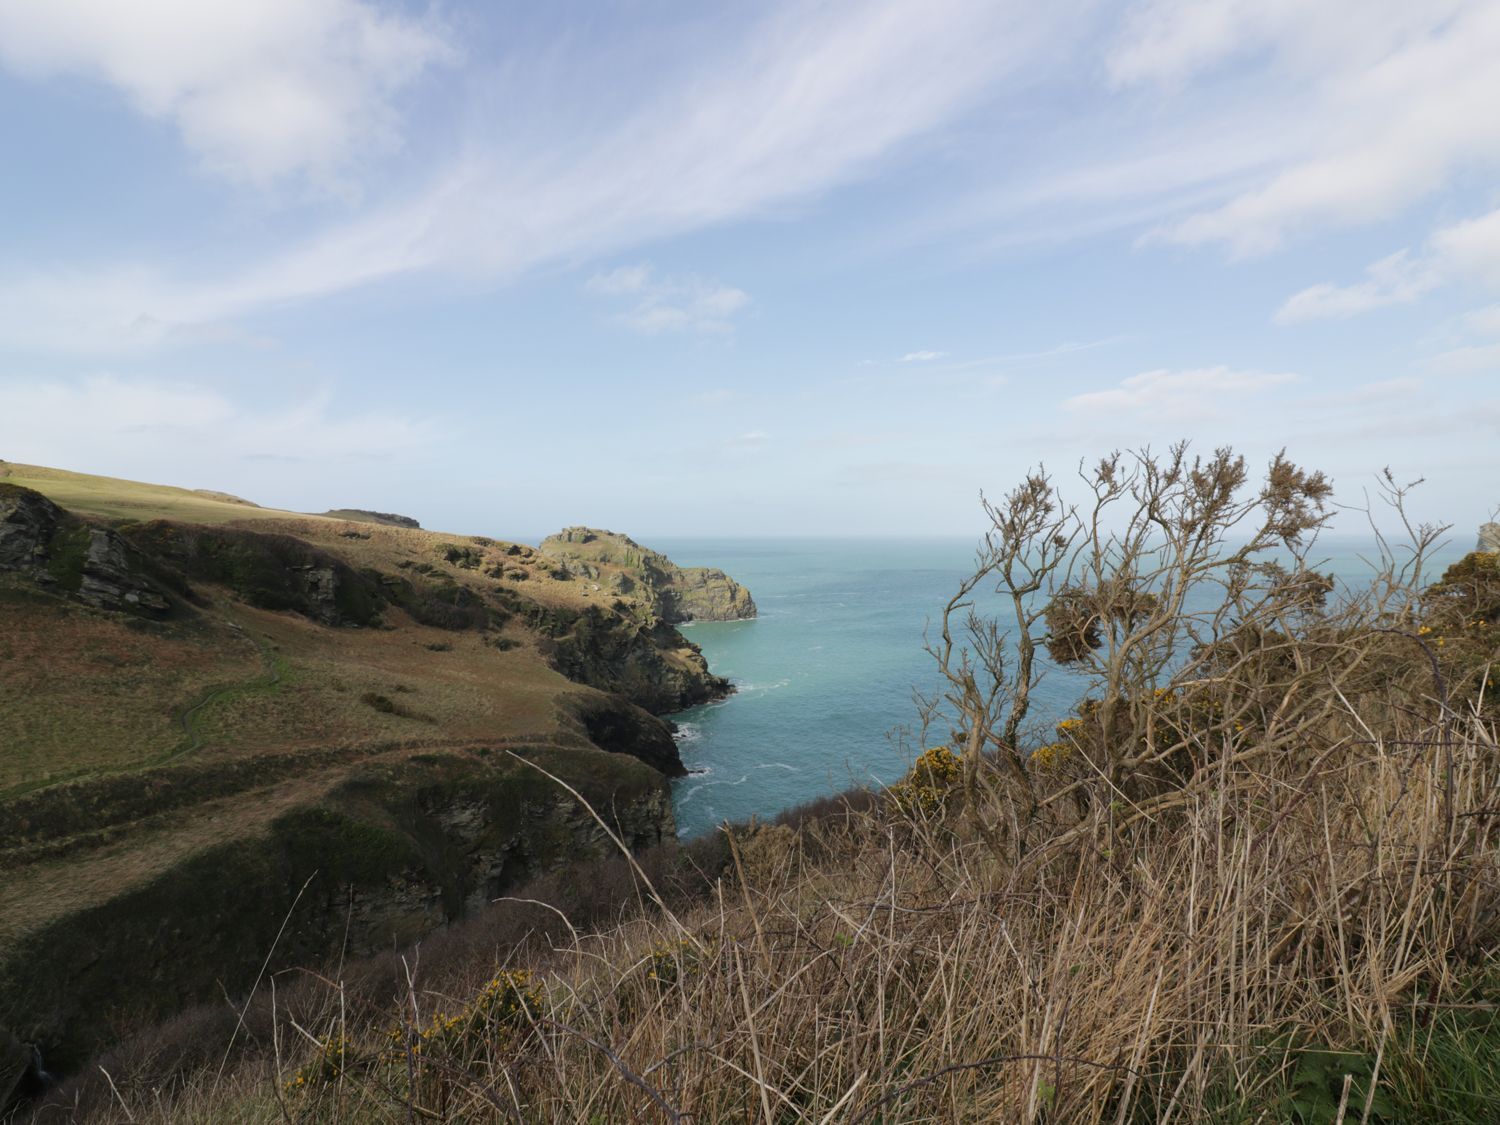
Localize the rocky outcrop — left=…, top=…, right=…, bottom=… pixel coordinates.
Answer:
left=540, top=526, right=756, bottom=623
left=76, top=528, right=170, bottom=614
left=525, top=600, right=730, bottom=714
left=0, top=485, right=169, bottom=616
left=323, top=508, right=421, bottom=529
left=667, top=561, right=758, bottom=622
left=1479, top=522, right=1500, bottom=553
left=568, top=692, right=686, bottom=777
left=0, top=483, right=61, bottom=568
left=121, top=521, right=385, bottom=626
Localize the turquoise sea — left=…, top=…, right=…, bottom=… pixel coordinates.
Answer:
left=650, top=536, right=1471, bottom=839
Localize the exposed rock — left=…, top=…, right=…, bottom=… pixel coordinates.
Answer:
left=76, top=528, right=170, bottom=615
left=1479, top=522, right=1500, bottom=553
left=540, top=526, right=756, bottom=623
left=525, top=600, right=731, bottom=714
left=121, top=521, right=384, bottom=627
left=568, top=692, right=686, bottom=776
left=323, top=508, right=421, bottom=529
left=0, top=486, right=169, bottom=616
left=0, top=483, right=61, bottom=569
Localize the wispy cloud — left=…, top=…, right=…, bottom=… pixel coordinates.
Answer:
left=0, top=0, right=1068, bottom=352
left=1065, top=367, right=1299, bottom=422
left=899, top=350, right=947, bottom=362
left=1278, top=207, right=1500, bottom=324
left=1276, top=250, right=1439, bottom=323
left=587, top=265, right=750, bottom=335
left=1116, top=1, right=1500, bottom=257
left=0, top=374, right=432, bottom=472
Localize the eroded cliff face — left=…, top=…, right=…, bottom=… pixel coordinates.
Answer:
left=0, top=485, right=171, bottom=615
left=525, top=600, right=730, bottom=717
left=539, top=526, right=757, bottom=623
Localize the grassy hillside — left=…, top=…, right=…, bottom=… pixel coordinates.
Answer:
left=0, top=462, right=281, bottom=526
left=0, top=462, right=729, bottom=1081
left=22, top=449, right=1497, bottom=1124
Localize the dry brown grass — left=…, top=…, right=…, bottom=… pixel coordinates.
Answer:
left=59, top=694, right=1496, bottom=1124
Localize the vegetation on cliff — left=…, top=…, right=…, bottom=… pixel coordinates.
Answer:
left=0, top=463, right=731, bottom=1090
left=539, top=525, right=757, bottom=623
left=17, top=447, right=1497, bottom=1123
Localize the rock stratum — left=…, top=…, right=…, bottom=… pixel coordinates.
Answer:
left=540, top=526, right=757, bottom=624
left=0, top=464, right=733, bottom=1080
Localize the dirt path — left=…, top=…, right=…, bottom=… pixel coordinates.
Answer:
left=0, top=616, right=277, bottom=804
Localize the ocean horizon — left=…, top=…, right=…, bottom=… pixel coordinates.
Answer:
left=654, top=533, right=1475, bottom=837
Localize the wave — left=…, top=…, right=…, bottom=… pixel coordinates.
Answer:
left=677, top=773, right=750, bottom=806
left=736, top=678, right=791, bottom=693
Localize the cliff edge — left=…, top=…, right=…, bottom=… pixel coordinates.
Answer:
left=0, top=463, right=740, bottom=1078
left=539, top=526, right=756, bottom=624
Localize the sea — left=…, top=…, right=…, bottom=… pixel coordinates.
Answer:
left=649, top=536, right=1473, bottom=839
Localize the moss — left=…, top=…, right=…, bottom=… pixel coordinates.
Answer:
left=120, top=522, right=386, bottom=626
left=43, top=524, right=90, bottom=593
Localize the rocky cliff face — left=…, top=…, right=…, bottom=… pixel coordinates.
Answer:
left=0, top=484, right=170, bottom=615
left=523, top=600, right=729, bottom=719
left=1479, top=522, right=1500, bottom=553
left=539, top=526, right=756, bottom=623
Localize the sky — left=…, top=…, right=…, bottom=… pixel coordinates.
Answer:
left=0, top=0, right=1497, bottom=540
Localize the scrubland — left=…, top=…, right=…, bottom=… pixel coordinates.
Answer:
left=17, top=449, right=1500, bottom=1123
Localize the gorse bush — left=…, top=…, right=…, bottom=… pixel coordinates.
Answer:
left=29, top=445, right=1500, bottom=1123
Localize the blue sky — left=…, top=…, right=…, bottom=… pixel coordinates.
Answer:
left=0, top=0, right=1497, bottom=539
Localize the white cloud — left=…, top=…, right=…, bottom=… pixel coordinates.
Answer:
left=1303, top=376, right=1424, bottom=408
left=1427, top=343, right=1500, bottom=375
left=899, top=350, right=947, bottom=362
left=584, top=266, right=653, bottom=298
left=0, top=0, right=451, bottom=191
left=0, top=374, right=431, bottom=473
left=1113, top=1, right=1500, bottom=256
left=1429, top=208, right=1500, bottom=290
left=1065, top=367, right=1299, bottom=422
left=1277, top=207, right=1500, bottom=324
left=1275, top=250, right=1438, bottom=323
left=0, top=0, right=1071, bottom=352
left=1461, top=305, right=1500, bottom=337
left=586, top=265, right=750, bottom=335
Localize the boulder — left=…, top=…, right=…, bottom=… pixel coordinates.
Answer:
left=1479, top=522, right=1500, bottom=553
left=77, top=528, right=170, bottom=615
left=0, top=483, right=61, bottom=569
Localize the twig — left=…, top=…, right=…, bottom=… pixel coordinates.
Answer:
left=541, top=1018, right=685, bottom=1122
left=849, top=1053, right=1145, bottom=1124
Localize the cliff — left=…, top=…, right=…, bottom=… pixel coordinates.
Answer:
left=0, top=464, right=733, bottom=1080
left=1479, top=521, right=1500, bottom=552
left=539, top=526, right=757, bottom=624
